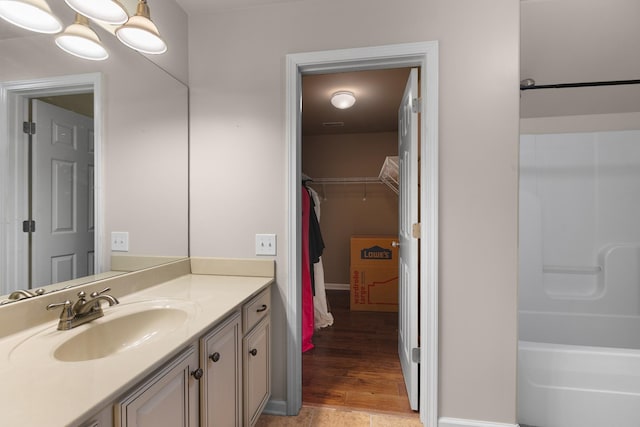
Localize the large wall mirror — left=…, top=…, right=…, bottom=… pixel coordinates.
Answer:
left=0, top=2, right=188, bottom=302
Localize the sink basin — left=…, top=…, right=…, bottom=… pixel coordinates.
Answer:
left=53, top=308, right=188, bottom=362
left=8, top=299, right=197, bottom=364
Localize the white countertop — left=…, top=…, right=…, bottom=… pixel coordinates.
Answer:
left=0, top=273, right=273, bottom=427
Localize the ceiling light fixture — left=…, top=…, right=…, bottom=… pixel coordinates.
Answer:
left=64, top=0, right=128, bottom=25
left=115, top=0, right=167, bottom=54
left=55, top=14, right=109, bottom=61
left=0, top=0, right=63, bottom=34
left=330, top=91, right=356, bottom=109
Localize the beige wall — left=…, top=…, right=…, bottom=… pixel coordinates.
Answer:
left=303, top=132, right=398, bottom=284
left=188, top=0, right=519, bottom=423
left=520, top=0, right=640, bottom=119
left=521, top=112, right=640, bottom=134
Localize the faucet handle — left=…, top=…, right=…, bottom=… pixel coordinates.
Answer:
left=90, top=287, right=112, bottom=298
left=46, top=300, right=72, bottom=311
left=46, top=300, right=74, bottom=321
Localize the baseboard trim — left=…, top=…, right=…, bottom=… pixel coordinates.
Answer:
left=325, top=282, right=350, bottom=291
left=439, top=417, right=519, bottom=427
left=262, top=399, right=287, bottom=416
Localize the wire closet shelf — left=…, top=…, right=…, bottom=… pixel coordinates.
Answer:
left=306, top=156, right=399, bottom=195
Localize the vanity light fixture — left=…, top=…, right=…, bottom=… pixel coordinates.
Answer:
left=0, top=0, right=63, bottom=34
left=55, top=14, right=109, bottom=61
left=330, top=91, right=356, bottom=109
left=64, top=0, right=128, bottom=25
left=115, top=0, right=167, bottom=54
left=0, top=0, right=168, bottom=60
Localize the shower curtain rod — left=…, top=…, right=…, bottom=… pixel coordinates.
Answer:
left=520, top=79, right=640, bottom=91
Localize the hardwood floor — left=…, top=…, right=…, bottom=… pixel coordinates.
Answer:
left=302, top=290, right=417, bottom=416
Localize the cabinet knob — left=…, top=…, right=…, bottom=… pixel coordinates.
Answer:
left=256, top=304, right=268, bottom=313
left=249, top=349, right=258, bottom=357
left=191, top=368, right=203, bottom=380
left=209, top=352, right=221, bottom=363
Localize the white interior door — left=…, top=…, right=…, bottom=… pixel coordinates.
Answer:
left=398, top=68, right=420, bottom=411
left=32, top=99, right=94, bottom=287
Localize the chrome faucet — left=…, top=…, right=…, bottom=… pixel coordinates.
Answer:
left=1, top=288, right=45, bottom=305
left=46, top=287, right=120, bottom=330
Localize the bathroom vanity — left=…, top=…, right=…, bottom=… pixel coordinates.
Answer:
left=0, top=258, right=273, bottom=427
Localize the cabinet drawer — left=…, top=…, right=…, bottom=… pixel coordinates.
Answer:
left=243, top=287, right=270, bottom=334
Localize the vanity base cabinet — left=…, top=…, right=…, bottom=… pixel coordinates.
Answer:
left=200, top=311, right=242, bottom=427
left=75, top=285, right=272, bottom=427
left=73, top=405, right=113, bottom=427
left=115, top=346, right=200, bottom=427
left=243, top=316, right=271, bottom=427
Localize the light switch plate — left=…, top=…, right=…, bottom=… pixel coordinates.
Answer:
left=255, top=234, right=276, bottom=256
left=111, top=231, right=129, bottom=252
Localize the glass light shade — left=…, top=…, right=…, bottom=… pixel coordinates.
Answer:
left=115, top=0, right=166, bottom=54
left=55, top=15, right=108, bottom=61
left=0, top=0, right=62, bottom=33
left=331, top=91, right=356, bottom=109
left=64, top=0, right=128, bottom=25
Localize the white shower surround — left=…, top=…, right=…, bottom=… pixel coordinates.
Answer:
left=518, top=129, right=640, bottom=427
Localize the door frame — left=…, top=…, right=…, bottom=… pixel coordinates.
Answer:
left=0, top=73, right=103, bottom=293
left=285, top=41, right=439, bottom=427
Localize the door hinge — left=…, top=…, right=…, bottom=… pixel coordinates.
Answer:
left=412, top=347, right=421, bottom=363
left=412, top=97, right=422, bottom=114
left=23, top=121, right=36, bottom=135
left=22, top=220, right=36, bottom=233
left=412, top=223, right=421, bottom=239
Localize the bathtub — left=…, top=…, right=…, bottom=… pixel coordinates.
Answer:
left=518, top=311, right=640, bottom=427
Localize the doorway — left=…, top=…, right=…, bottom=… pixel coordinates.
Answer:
left=300, top=67, right=411, bottom=414
left=285, top=42, right=439, bottom=427
left=0, top=74, right=103, bottom=295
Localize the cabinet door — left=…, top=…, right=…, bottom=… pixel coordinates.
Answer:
left=243, top=316, right=271, bottom=426
left=201, top=312, right=242, bottom=427
left=116, top=346, right=200, bottom=427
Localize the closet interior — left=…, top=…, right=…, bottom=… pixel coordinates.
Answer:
left=299, top=67, right=416, bottom=415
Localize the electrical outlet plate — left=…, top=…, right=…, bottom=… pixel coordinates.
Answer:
left=255, top=234, right=276, bottom=256
left=111, top=231, right=129, bottom=252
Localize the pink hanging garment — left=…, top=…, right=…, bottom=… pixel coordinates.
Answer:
left=301, top=187, right=315, bottom=352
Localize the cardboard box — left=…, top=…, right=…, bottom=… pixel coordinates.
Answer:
left=350, top=266, right=399, bottom=312
left=350, top=236, right=399, bottom=312
left=349, top=236, right=399, bottom=268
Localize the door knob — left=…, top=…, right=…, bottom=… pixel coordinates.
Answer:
left=209, top=352, right=221, bottom=363
left=249, top=349, right=258, bottom=357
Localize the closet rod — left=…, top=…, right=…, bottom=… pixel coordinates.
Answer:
left=520, top=79, right=640, bottom=91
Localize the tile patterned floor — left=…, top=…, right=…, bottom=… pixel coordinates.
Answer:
left=256, top=405, right=423, bottom=426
